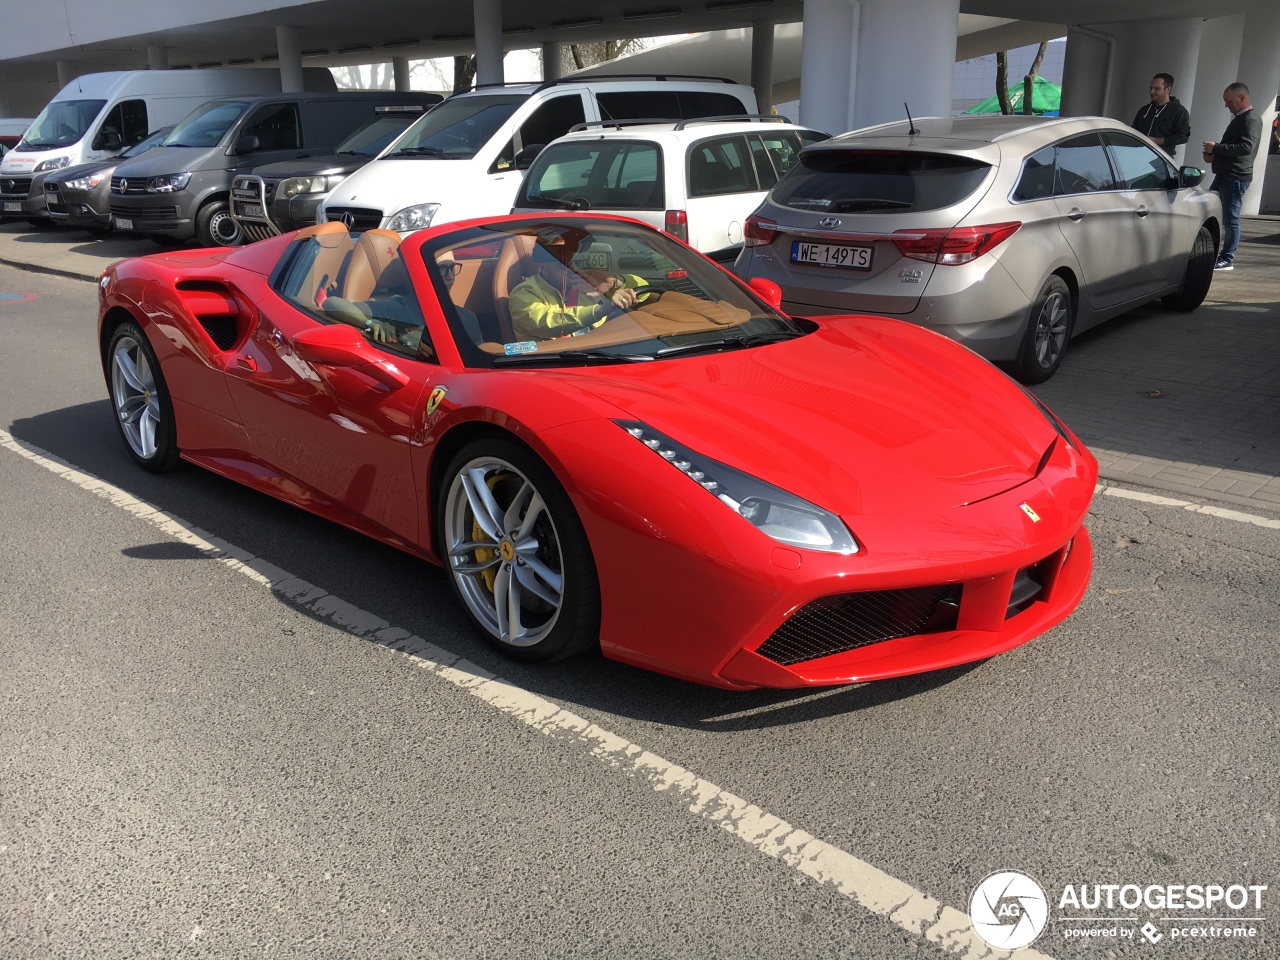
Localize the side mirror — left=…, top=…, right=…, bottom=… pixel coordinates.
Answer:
left=515, top=144, right=545, bottom=170
left=1179, top=166, right=1204, bottom=188
left=234, top=134, right=261, bottom=155
left=95, top=129, right=123, bottom=151
left=292, top=324, right=409, bottom=389
left=748, top=276, right=784, bottom=309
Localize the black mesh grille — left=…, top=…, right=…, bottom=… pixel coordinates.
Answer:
left=326, top=206, right=383, bottom=231
left=757, top=585, right=959, bottom=666
left=198, top=316, right=240, bottom=350
left=1, top=177, right=31, bottom=195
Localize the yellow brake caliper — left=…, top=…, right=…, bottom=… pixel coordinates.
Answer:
left=472, top=472, right=512, bottom=593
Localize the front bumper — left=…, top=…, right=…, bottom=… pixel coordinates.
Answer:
left=0, top=175, right=47, bottom=220
left=108, top=195, right=192, bottom=237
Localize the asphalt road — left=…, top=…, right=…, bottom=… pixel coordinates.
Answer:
left=0, top=264, right=1277, bottom=960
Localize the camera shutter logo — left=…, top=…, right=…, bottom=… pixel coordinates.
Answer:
left=969, top=870, right=1049, bottom=950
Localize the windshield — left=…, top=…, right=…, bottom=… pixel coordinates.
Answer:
left=335, top=113, right=419, bottom=156
left=426, top=217, right=801, bottom=368
left=121, top=127, right=171, bottom=158
left=20, top=99, right=107, bottom=149
left=164, top=101, right=249, bottom=148
left=383, top=94, right=526, bottom=160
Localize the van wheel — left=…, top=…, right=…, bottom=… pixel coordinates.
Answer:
left=1013, top=276, right=1072, bottom=384
left=195, top=200, right=244, bottom=247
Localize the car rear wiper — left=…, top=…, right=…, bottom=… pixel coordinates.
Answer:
left=654, top=330, right=800, bottom=358
left=533, top=196, right=591, bottom=211
left=830, top=198, right=912, bottom=212
left=492, top=349, right=652, bottom=366
left=390, top=146, right=445, bottom=157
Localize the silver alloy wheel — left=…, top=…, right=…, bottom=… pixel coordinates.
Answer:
left=110, top=334, right=163, bottom=461
left=1033, top=291, right=1069, bottom=368
left=444, top=455, right=565, bottom=647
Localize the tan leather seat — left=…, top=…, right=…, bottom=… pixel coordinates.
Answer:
left=343, top=228, right=402, bottom=301
left=491, top=234, right=536, bottom=342
left=294, top=221, right=354, bottom=306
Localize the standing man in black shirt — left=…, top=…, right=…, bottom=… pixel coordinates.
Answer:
left=1132, top=73, right=1191, bottom=158
left=1202, top=82, right=1263, bottom=271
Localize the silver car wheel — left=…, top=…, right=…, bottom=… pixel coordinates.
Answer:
left=111, top=334, right=163, bottom=461
left=1033, top=290, right=1069, bottom=368
left=444, top=455, right=565, bottom=648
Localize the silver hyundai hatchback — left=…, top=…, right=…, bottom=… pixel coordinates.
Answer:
left=734, top=115, right=1222, bottom=382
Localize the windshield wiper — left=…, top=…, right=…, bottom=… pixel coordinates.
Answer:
left=533, top=196, right=590, bottom=211
left=654, top=331, right=800, bottom=359
left=390, top=146, right=445, bottom=158
left=492, top=349, right=652, bottom=366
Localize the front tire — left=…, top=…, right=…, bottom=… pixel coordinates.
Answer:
left=107, top=322, right=181, bottom=472
left=1162, top=225, right=1215, bottom=312
left=195, top=199, right=243, bottom=247
left=439, top=437, right=600, bottom=663
left=1013, top=275, right=1073, bottom=384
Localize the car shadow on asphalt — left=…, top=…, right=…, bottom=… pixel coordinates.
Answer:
left=11, top=400, right=987, bottom=731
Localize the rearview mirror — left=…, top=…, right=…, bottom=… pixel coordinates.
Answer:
left=515, top=144, right=545, bottom=170
left=1179, top=165, right=1204, bottom=188
left=234, top=134, right=261, bottom=155
left=292, top=324, right=410, bottom=389
left=94, top=129, right=123, bottom=151
left=748, top=277, right=783, bottom=310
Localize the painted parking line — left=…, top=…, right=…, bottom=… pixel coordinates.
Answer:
left=1097, top=483, right=1280, bottom=529
left=2, top=426, right=1049, bottom=959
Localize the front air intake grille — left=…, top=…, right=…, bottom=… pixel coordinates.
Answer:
left=199, top=316, right=239, bottom=350
left=1, top=177, right=31, bottom=196
left=325, top=206, right=383, bottom=231
left=757, top=585, right=960, bottom=666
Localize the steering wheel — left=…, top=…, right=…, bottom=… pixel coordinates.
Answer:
left=629, top=285, right=665, bottom=302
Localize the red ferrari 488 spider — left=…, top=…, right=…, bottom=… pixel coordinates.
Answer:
left=98, top=214, right=1097, bottom=689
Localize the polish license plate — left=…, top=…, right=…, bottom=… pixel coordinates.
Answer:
left=792, top=240, right=873, bottom=270
left=113, top=217, right=133, bottom=231
left=3, top=201, right=21, bottom=212
left=240, top=204, right=265, bottom=219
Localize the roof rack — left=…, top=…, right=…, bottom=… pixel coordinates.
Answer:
left=535, top=73, right=738, bottom=92
left=567, top=118, right=681, bottom=133
left=672, top=114, right=793, bottom=130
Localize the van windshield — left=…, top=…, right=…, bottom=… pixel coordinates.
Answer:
left=164, top=101, right=250, bottom=148
left=383, top=94, right=526, bottom=160
left=20, top=100, right=107, bottom=149
left=335, top=114, right=419, bottom=156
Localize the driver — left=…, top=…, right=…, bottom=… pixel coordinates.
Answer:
left=509, top=242, right=638, bottom=341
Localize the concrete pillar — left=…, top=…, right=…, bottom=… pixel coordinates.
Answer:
left=542, top=42, right=562, bottom=82
left=1237, top=1, right=1280, bottom=214
left=146, top=45, right=169, bottom=70
left=1189, top=14, right=1244, bottom=176
left=1107, top=18, right=1203, bottom=161
left=393, top=56, right=410, bottom=91
left=56, top=60, right=75, bottom=88
left=1061, top=24, right=1116, bottom=118
left=852, top=0, right=959, bottom=129
left=474, top=0, right=504, bottom=86
left=799, top=0, right=857, bottom=135
left=276, top=25, right=305, bottom=92
left=751, top=21, right=775, bottom=115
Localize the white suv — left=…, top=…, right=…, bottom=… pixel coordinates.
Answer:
left=511, top=117, right=829, bottom=261
left=317, top=76, right=757, bottom=234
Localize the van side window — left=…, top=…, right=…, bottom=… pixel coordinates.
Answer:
left=492, top=95, right=585, bottom=172
left=688, top=136, right=756, bottom=197
left=243, top=102, right=303, bottom=151
left=97, top=99, right=149, bottom=149
left=1053, top=135, right=1116, bottom=195
left=596, top=91, right=680, bottom=121
left=676, top=92, right=752, bottom=119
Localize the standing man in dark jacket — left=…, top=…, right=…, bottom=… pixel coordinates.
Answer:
left=1202, top=81, right=1262, bottom=271
left=1132, top=73, right=1191, bottom=158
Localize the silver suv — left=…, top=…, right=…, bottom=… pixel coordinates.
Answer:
left=735, top=115, right=1222, bottom=382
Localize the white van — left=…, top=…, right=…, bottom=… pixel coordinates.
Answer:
left=318, top=75, right=757, bottom=233
left=0, top=68, right=335, bottom=222
left=0, top=118, right=34, bottom=155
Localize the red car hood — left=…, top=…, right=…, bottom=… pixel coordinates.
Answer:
left=553, top=318, right=1058, bottom=516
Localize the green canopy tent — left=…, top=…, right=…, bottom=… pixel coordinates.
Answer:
left=962, top=76, right=1062, bottom=116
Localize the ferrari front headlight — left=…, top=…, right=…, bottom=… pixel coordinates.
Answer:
left=279, top=175, right=333, bottom=198
left=386, top=202, right=439, bottom=232
left=616, top=420, right=858, bottom=554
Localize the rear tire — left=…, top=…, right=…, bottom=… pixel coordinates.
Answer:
left=1013, top=275, right=1073, bottom=384
left=1162, top=225, right=1215, bottom=312
left=195, top=199, right=244, bottom=247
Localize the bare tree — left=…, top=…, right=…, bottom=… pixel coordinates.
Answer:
left=559, top=38, right=650, bottom=73
left=1022, top=41, right=1048, bottom=115
left=996, top=52, right=1012, bottom=115
left=994, top=41, right=1049, bottom=115
left=453, top=55, right=476, bottom=93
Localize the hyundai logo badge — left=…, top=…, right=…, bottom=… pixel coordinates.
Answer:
left=818, top=217, right=842, bottom=229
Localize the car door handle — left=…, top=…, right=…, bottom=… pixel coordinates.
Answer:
left=236, top=356, right=257, bottom=372
left=1066, top=208, right=1086, bottom=221
left=1135, top=206, right=1149, bottom=217
left=268, top=329, right=285, bottom=348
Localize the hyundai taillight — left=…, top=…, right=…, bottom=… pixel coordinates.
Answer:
left=664, top=209, right=688, bottom=242
left=744, top=214, right=777, bottom=246
left=891, top=221, right=1021, bottom=265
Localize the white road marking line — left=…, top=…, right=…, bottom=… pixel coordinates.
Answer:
left=3, top=427, right=1046, bottom=959
left=1098, top=483, right=1280, bottom=529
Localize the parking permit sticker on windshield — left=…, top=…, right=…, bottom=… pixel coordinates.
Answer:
left=504, top=341, right=538, bottom=355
